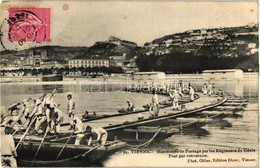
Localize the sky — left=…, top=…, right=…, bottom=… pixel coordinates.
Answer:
left=0, top=1, right=258, bottom=50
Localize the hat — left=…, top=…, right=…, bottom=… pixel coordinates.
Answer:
left=85, top=125, right=92, bottom=133
left=35, top=99, right=42, bottom=105
left=0, top=124, right=5, bottom=133
left=127, top=100, right=130, bottom=102
left=73, top=117, right=80, bottom=123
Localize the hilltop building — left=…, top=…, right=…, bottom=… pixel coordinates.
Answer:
left=108, top=36, right=137, bottom=47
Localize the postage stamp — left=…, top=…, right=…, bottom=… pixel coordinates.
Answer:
left=8, top=8, right=51, bottom=45
left=8, top=8, right=51, bottom=44
left=0, top=7, right=51, bottom=50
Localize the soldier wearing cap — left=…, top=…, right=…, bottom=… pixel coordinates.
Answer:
left=1, top=125, right=17, bottom=167
left=34, top=101, right=46, bottom=134
left=13, top=99, right=29, bottom=125
left=150, top=89, right=159, bottom=116
left=86, top=125, right=108, bottom=147
left=50, top=104, right=63, bottom=134
left=126, top=100, right=135, bottom=112
left=189, top=86, right=195, bottom=101
left=73, top=117, right=85, bottom=145
left=1, top=106, right=13, bottom=126
left=67, top=93, right=76, bottom=130
left=44, top=93, right=55, bottom=130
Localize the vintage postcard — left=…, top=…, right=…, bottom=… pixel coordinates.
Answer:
left=0, top=0, right=258, bottom=167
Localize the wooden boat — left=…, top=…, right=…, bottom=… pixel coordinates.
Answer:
left=42, top=74, right=63, bottom=81
left=118, top=108, right=135, bottom=114
left=167, top=117, right=212, bottom=129
left=225, top=99, right=248, bottom=103
left=103, top=97, right=226, bottom=130
left=60, top=94, right=200, bottom=126
left=56, top=96, right=225, bottom=144
left=213, top=105, right=244, bottom=112
left=222, top=102, right=247, bottom=107
left=199, top=110, right=243, bottom=119
left=108, top=126, right=179, bottom=142
left=14, top=135, right=126, bottom=167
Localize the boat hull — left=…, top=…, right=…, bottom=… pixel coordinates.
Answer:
left=42, top=75, right=63, bottom=81
left=15, top=140, right=125, bottom=167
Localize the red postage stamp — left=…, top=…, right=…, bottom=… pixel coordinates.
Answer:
left=8, top=8, right=51, bottom=44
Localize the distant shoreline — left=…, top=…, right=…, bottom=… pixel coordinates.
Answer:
left=0, top=72, right=257, bottom=85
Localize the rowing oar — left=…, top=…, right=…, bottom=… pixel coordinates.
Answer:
left=55, top=131, right=74, bottom=160
left=22, top=89, right=57, bottom=165
left=82, top=145, right=100, bottom=157
left=12, top=118, right=30, bottom=136
left=15, top=116, right=37, bottom=150
left=31, top=128, right=49, bottom=166
left=11, top=91, right=48, bottom=136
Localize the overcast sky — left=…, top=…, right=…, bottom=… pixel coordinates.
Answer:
left=0, top=1, right=258, bottom=49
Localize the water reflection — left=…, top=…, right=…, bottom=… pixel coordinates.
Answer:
left=180, top=128, right=210, bottom=137
left=207, top=119, right=232, bottom=129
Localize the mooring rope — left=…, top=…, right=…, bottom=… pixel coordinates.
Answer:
left=126, top=128, right=162, bottom=149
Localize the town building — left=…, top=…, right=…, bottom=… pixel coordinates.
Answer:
left=24, top=50, right=48, bottom=67
left=109, top=55, right=126, bottom=67
left=202, top=69, right=243, bottom=81
left=68, top=58, right=110, bottom=68
left=134, top=71, right=166, bottom=80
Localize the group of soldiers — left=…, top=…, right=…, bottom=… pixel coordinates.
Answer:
left=1, top=91, right=63, bottom=135
left=202, top=82, right=216, bottom=96
left=1, top=92, right=109, bottom=167
left=126, top=83, right=196, bottom=119
left=0, top=91, right=108, bottom=147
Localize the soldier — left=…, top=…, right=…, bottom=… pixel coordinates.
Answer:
left=86, top=125, right=108, bottom=147
left=151, top=89, right=159, bottom=116
left=189, top=86, right=195, bottom=101
left=50, top=104, right=63, bottom=134
left=202, top=83, right=208, bottom=95
left=67, top=94, right=75, bottom=130
left=207, top=83, right=213, bottom=96
left=1, top=125, right=17, bottom=167
left=126, top=100, right=135, bottom=112
left=73, top=117, right=85, bottom=145
left=34, top=101, right=47, bottom=134
left=170, top=89, right=181, bottom=110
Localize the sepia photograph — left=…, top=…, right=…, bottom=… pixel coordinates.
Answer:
left=0, top=1, right=258, bottom=167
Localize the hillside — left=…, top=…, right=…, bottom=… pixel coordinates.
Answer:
left=144, top=24, right=258, bottom=58
left=137, top=24, right=259, bottom=72
left=73, top=36, right=141, bottom=60
left=0, top=24, right=258, bottom=72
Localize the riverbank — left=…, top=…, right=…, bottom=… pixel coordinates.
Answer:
left=0, top=72, right=258, bottom=85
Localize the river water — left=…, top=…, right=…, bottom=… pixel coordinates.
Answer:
left=0, top=78, right=258, bottom=167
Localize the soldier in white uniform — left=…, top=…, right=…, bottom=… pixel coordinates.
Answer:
left=189, top=86, right=195, bottom=101
left=202, top=83, right=208, bottom=95
left=150, top=89, right=159, bottom=116
left=126, top=100, right=135, bottom=112
left=73, top=117, right=85, bottom=145
left=170, top=89, right=180, bottom=110
left=207, top=83, right=213, bottom=96
left=50, top=104, right=63, bottom=134
left=67, top=94, right=75, bottom=130
left=34, top=101, right=47, bottom=134
left=1, top=125, right=17, bottom=167
left=86, top=125, right=108, bottom=147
